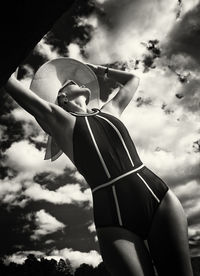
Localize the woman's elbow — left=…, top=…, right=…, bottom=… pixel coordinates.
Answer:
left=130, top=74, right=140, bottom=88
left=135, top=76, right=140, bottom=87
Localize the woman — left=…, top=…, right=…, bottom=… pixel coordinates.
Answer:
left=4, top=58, right=193, bottom=276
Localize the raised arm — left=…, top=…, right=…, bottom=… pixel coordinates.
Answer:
left=87, top=63, right=140, bottom=117
left=4, top=75, right=73, bottom=134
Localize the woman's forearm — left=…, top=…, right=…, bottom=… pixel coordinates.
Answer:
left=87, top=63, right=139, bottom=85
left=5, top=75, right=52, bottom=120
left=101, top=65, right=138, bottom=85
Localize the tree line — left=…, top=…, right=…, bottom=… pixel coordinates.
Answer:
left=0, top=254, right=110, bottom=276
left=0, top=254, right=199, bottom=276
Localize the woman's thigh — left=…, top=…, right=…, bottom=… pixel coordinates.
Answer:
left=147, top=189, right=193, bottom=276
left=97, top=226, right=156, bottom=276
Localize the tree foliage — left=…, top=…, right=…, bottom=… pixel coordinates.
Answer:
left=0, top=255, right=111, bottom=276
left=0, top=254, right=199, bottom=276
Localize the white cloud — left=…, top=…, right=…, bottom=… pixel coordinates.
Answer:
left=0, top=177, right=28, bottom=207
left=88, top=222, right=98, bottom=242
left=8, top=106, right=76, bottom=175
left=34, top=38, right=60, bottom=60
left=88, top=222, right=96, bottom=233
left=4, top=140, right=73, bottom=176
left=11, top=107, right=44, bottom=139
left=121, top=99, right=199, bottom=182
left=181, top=0, right=199, bottom=15
left=174, top=180, right=200, bottom=201
left=4, top=250, right=44, bottom=265
left=4, top=248, right=102, bottom=268
left=45, top=239, right=55, bottom=245
left=29, top=209, right=65, bottom=240
left=173, top=180, right=200, bottom=225
left=95, top=0, right=108, bottom=4
left=69, top=170, right=88, bottom=185
left=188, top=223, right=200, bottom=243
left=50, top=248, right=102, bottom=268
left=0, top=179, right=22, bottom=195
left=85, top=0, right=178, bottom=64
left=5, top=140, right=48, bottom=173
left=11, top=108, right=36, bottom=123
left=68, top=43, right=83, bottom=61
left=188, top=224, right=200, bottom=238
left=24, top=183, right=92, bottom=206
left=1, top=140, right=84, bottom=207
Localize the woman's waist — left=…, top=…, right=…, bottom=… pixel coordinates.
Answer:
left=76, top=158, right=143, bottom=181
left=89, top=163, right=145, bottom=193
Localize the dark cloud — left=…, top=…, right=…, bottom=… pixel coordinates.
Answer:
left=135, top=96, right=153, bottom=107
left=0, top=199, right=97, bottom=257
left=193, top=140, right=200, bottom=153
left=0, top=206, right=34, bottom=257
left=33, top=166, right=87, bottom=191
left=167, top=172, right=199, bottom=189
left=0, top=108, right=25, bottom=154
left=175, top=78, right=200, bottom=113
left=163, top=3, right=200, bottom=65
left=176, top=0, right=183, bottom=19
left=95, top=0, right=151, bottom=31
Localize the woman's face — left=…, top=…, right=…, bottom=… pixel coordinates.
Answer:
left=57, top=82, right=91, bottom=110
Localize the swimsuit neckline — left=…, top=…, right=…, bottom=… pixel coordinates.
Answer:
left=69, top=108, right=100, bottom=117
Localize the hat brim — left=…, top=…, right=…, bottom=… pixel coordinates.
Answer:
left=30, top=57, right=100, bottom=108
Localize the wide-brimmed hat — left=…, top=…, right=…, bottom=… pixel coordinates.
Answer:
left=30, top=57, right=100, bottom=161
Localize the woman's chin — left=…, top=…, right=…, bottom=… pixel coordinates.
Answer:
left=63, top=102, right=86, bottom=113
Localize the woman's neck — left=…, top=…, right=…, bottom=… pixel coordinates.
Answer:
left=67, top=96, right=88, bottom=113
left=66, top=102, right=93, bottom=114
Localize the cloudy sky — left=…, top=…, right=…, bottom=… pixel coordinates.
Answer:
left=0, top=0, right=200, bottom=267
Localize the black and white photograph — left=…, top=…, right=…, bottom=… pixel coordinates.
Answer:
left=0, top=1, right=199, bottom=275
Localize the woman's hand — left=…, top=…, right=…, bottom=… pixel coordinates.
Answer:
left=87, top=63, right=109, bottom=79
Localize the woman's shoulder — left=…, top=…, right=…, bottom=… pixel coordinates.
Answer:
left=48, top=103, right=76, bottom=132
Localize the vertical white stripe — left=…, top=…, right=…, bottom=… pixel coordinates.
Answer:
left=85, top=117, right=111, bottom=178
left=85, top=116, right=123, bottom=226
left=97, top=115, right=134, bottom=167
left=112, top=186, right=123, bottom=226
left=137, top=173, right=160, bottom=203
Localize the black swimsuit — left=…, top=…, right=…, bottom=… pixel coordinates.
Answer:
left=71, top=109, right=168, bottom=239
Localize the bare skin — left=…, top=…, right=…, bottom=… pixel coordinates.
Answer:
left=4, top=64, right=193, bottom=276
left=97, top=227, right=156, bottom=276
left=147, top=190, right=193, bottom=276
left=97, top=190, right=193, bottom=276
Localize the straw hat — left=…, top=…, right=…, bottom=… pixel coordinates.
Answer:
left=30, top=57, right=100, bottom=161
